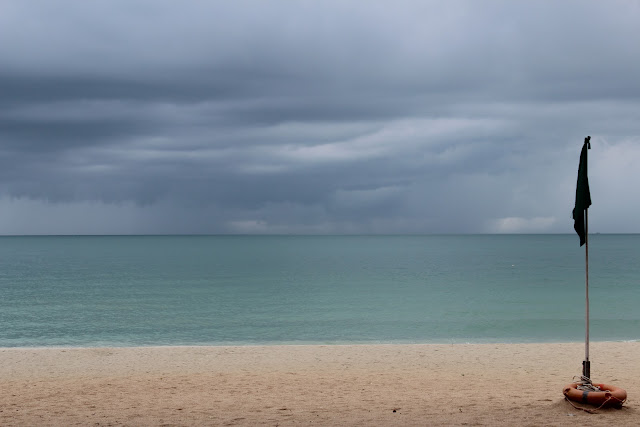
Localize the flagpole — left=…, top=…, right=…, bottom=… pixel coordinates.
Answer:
left=583, top=207, right=590, bottom=379
left=582, top=136, right=591, bottom=380
left=573, top=135, right=592, bottom=380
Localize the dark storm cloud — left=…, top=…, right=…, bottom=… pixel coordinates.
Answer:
left=1, top=0, right=639, bottom=234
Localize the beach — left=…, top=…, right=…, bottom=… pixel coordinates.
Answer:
left=1, top=342, right=638, bottom=426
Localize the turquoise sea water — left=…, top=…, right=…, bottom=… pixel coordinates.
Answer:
left=0, top=235, right=638, bottom=347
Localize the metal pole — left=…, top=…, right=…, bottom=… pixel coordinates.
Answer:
left=583, top=207, right=590, bottom=379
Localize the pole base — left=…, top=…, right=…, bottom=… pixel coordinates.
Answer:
left=583, top=360, right=591, bottom=379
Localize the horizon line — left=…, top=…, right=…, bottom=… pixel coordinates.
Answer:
left=0, top=232, right=636, bottom=237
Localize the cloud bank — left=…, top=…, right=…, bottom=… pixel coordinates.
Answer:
left=1, top=0, right=639, bottom=234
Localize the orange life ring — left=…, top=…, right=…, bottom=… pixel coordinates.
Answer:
left=563, top=383, right=627, bottom=408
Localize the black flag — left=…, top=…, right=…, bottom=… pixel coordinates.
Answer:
left=573, top=137, right=592, bottom=246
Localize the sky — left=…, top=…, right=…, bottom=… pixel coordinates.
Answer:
left=1, top=0, right=639, bottom=235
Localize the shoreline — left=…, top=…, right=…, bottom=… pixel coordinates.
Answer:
left=2, top=337, right=638, bottom=350
left=2, top=342, right=639, bottom=425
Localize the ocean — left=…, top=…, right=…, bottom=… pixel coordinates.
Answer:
left=0, top=234, right=638, bottom=347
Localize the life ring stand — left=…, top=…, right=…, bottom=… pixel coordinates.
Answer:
left=563, top=382, right=627, bottom=409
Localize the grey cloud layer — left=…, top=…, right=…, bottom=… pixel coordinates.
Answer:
left=1, top=0, right=639, bottom=234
